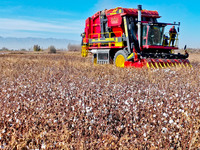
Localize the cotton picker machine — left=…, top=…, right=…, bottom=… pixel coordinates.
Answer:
left=81, top=5, right=191, bottom=68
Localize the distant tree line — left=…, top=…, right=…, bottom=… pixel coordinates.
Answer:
left=0, top=47, right=31, bottom=51
left=0, top=43, right=83, bottom=52
left=33, top=45, right=56, bottom=53
left=0, top=47, right=9, bottom=51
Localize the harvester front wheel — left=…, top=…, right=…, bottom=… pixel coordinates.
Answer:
left=92, top=54, right=97, bottom=65
left=114, top=50, right=128, bottom=67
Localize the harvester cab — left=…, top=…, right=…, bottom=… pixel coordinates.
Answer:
left=81, top=5, right=191, bottom=68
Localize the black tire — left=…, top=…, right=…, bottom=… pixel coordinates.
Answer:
left=114, top=50, right=128, bottom=67
left=92, top=54, right=97, bottom=64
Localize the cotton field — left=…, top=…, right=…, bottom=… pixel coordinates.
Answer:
left=0, top=53, right=199, bottom=149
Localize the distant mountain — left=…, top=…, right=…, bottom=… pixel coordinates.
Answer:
left=0, top=37, right=80, bottom=50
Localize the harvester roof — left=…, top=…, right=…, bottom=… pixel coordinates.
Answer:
left=106, top=7, right=160, bottom=18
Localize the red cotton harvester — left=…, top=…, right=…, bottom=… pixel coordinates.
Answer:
left=81, top=5, right=191, bottom=68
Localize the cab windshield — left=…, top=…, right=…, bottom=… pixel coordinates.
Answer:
left=148, top=25, right=164, bottom=45
left=143, top=25, right=165, bottom=46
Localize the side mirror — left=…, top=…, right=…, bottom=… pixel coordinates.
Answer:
left=184, top=45, right=187, bottom=50
left=81, top=32, right=85, bottom=38
left=177, top=27, right=180, bottom=32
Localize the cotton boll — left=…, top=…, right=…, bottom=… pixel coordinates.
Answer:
left=169, top=119, right=174, bottom=124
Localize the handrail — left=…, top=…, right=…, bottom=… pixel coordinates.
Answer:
left=89, top=31, right=123, bottom=39
left=163, top=32, right=179, bottom=47
left=87, top=31, right=123, bottom=48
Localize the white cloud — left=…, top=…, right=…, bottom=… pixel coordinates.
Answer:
left=0, top=5, right=78, bottom=17
left=0, top=18, right=83, bottom=34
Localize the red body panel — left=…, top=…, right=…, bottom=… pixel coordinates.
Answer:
left=124, top=60, right=146, bottom=68
left=91, top=13, right=101, bottom=38
left=84, top=18, right=91, bottom=43
left=142, top=45, right=178, bottom=50
left=107, top=14, right=122, bottom=27
left=112, top=27, right=123, bottom=37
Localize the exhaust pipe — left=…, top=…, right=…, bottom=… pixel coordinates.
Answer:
left=138, top=5, right=142, bottom=48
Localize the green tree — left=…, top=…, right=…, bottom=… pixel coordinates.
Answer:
left=33, top=45, right=41, bottom=51
left=48, top=45, right=56, bottom=53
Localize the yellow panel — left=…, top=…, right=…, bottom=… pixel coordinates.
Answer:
left=105, top=38, right=115, bottom=41
left=115, top=42, right=124, bottom=47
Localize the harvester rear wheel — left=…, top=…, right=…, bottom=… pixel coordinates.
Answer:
left=114, top=50, right=128, bottom=67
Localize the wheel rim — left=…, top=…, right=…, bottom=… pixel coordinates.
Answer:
left=115, top=55, right=125, bottom=67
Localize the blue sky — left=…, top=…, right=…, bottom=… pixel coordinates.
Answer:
left=0, top=0, right=199, bottom=48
